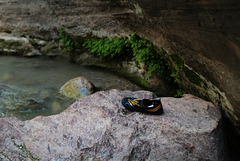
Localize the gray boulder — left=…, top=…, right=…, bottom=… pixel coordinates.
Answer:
left=59, top=76, right=96, bottom=99
left=0, top=89, right=224, bottom=160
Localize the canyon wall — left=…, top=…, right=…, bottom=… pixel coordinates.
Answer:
left=0, top=0, right=240, bottom=135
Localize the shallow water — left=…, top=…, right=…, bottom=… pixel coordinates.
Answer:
left=0, top=56, right=142, bottom=120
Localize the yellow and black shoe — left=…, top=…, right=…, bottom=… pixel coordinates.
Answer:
left=121, top=97, right=163, bottom=115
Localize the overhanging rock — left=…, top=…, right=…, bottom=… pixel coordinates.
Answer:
left=0, top=89, right=224, bottom=160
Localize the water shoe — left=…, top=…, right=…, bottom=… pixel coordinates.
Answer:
left=122, top=97, right=163, bottom=115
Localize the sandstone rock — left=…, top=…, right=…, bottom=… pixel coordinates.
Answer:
left=0, top=33, right=36, bottom=56
left=0, top=89, right=224, bottom=160
left=59, top=77, right=96, bottom=99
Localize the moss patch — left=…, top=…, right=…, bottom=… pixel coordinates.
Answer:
left=59, top=28, right=207, bottom=97
left=170, top=54, right=184, bottom=68
left=59, top=28, right=173, bottom=82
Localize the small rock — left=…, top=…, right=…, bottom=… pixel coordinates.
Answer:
left=59, top=77, right=95, bottom=99
left=1, top=73, right=13, bottom=81
left=51, top=101, right=61, bottom=113
left=24, top=49, right=42, bottom=57
left=40, top=89, right=51, bottom=97
left=15, top=99, right=44, bottom=111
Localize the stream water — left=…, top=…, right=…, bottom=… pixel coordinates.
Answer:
left=0, top=56, right=142, bottom=120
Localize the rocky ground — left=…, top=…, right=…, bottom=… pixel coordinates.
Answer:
left=0, top=89, right=224, bottom=160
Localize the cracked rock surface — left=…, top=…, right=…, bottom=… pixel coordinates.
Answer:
left=0, top=89, right=223, bottom=160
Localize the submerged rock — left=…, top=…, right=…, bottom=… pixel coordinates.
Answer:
left=0, top=89, right=224, bottom=160
left=15, top=99, right=44, bottom=112
left=59, top=77, right=95, bottom=99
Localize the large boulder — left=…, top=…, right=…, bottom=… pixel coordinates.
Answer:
left=59, top=77, right=96, bottom=99
left=0, top=89, right=224, bottom=160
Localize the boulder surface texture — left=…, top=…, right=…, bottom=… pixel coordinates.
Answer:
left=59, top=77, right=95, bottom=99
left=0, top=89, right=223, bottom=160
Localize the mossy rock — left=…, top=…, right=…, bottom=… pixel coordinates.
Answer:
left=59, top=77, right=96, bottom=99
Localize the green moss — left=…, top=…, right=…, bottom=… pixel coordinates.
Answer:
left=169, top=54, right=201, bottom=87
left=59, top=27, right=82, bottom=52
left=174, top=89, right=186, bottom=98
left=83, top=35, right=131, bottom=60
left=58, top=28, right=185, bottom=96
left=129, top=33, right=171, bottom=80
left=82, top=33, right=172, bottom=81
left=170, top=54, right=184, bottom=69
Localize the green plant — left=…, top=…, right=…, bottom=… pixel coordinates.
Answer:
left=83, top=36, right=130, bottom=59
left=174, top=89, right=186, bottom=98
left=170, top=71, right=181, bottom=82
left=59, top=27, right=186, bottom=96
left=59, top=27, right=80, bottom=51
left=129, top=33, right=173, bottom=80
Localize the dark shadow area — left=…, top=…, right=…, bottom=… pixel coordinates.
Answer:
left=223, top=113, right=240, bottom=161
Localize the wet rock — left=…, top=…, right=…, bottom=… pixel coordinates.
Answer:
left=24, top=49, right=42, bottom=57
left=22, top=80, right=37, bottom=86
left=51, top=101, right=61, bottom=113
left=0, top=33, right=37, bottom=56
left=15, top=99, right=44, bottom=112
left=0, top=89, right=224, bottom=160
left=39, top=89, right=51, bottom=97
left=1, top=73, right=14, bottom=81
left=59, top=77, right=96, bottom=99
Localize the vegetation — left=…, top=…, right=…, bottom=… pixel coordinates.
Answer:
left=174, top=89, right=186, bottom=98
left=59, top=27, right=186, bottom=97
left=83, top=36, right=130, bottom=59
left=59, top=27, right=80, bottom=51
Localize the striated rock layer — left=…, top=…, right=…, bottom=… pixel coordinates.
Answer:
left=0, top=90, right=223, bottom=160
left=0, top=0, right=239, bottom=138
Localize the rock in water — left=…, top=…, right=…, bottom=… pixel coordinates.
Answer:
left=59, top=77, right=95, bottom=99
left=0, top=89, right=224, bottom=160
left=15, top=99, right=44, bottom=112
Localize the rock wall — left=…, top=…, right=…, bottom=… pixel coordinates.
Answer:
left=0, top=0, right=239, bottom=135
